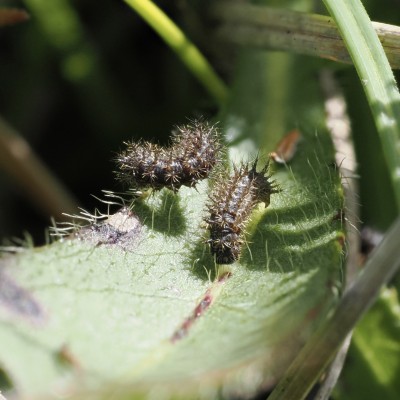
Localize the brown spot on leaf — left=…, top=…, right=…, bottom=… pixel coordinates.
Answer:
left=170, top=271, right=233, bottom=343
left=170, top=291, right=213, bottom=343
left=218, top=270, right=232, bottom=283
left=0, top=264, right=45, bottom=324
left=55, top=344, right=81, bottom=370
left=75, top=207, right=143, bottom=251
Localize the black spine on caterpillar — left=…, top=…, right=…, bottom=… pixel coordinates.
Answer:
left=115, top=120, right=222, bottom=192
left=205, top=158, right=279, bottom=264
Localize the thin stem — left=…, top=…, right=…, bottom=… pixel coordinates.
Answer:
left=211, top=1, right=400, bottom=70
left=0, top=116, right=78, bottom=219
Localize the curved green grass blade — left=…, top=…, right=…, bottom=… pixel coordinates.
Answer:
left=123, top=0, right=228, bottom=105
left=323, top=0, right=400, bottom=210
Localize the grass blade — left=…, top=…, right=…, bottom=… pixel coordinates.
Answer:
left=323, top=0, right=400, bottom=210
left=123, top=0, right=228, bottom=105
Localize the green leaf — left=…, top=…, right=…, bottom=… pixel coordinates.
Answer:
left=0, top=107, right=343, bottom=400
left=0, top=5, right=344, bottom=399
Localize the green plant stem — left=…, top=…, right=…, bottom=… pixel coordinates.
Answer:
left=323, top=0, right=400, bottom=210
left=267, top=216, right=400, bottom=400
left=211, top=1, right=400, bottom=70
left=123, top=0, right=228, bottom=106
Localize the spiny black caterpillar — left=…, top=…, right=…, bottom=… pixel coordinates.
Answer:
left=115, top=120, right=222, bottom=192
left=205, top=158, right=279, bottom=264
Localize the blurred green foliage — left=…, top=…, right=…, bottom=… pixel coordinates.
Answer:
left=0, top=0, right=399, bottom=399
